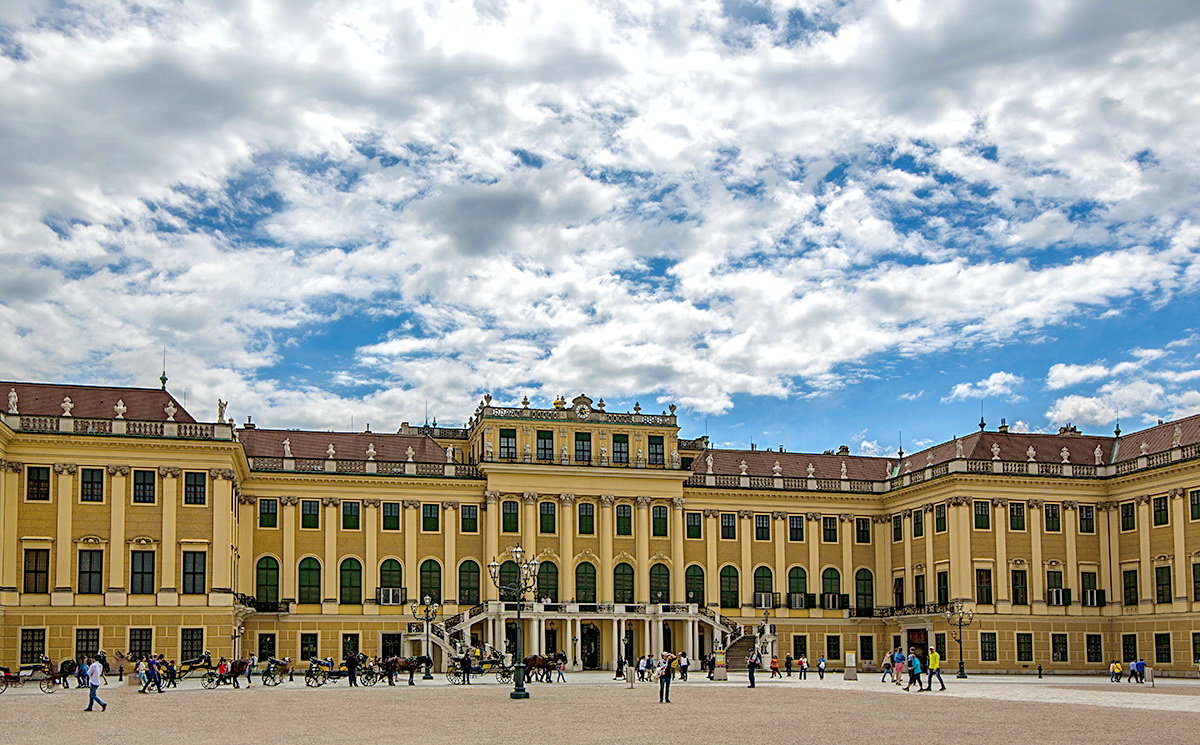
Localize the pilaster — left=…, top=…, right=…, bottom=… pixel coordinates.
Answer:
left=322, top=497, right=340, bottom=611
left=559, top=494, right=576, bottom=601
left=281, top=496, right=298, bottom=602
left=158, top=467, right=179, bottom=605
left=51, top=463, right=76, bottom=603
left=483, top=492, right=499, bottom=600
left=635, top=497, right=651, bottom=601
left=105, top=465, right=129, bottom=605
left=364, top=498, right=379, bottom=613
left=0, top=462, right=21, bottom=598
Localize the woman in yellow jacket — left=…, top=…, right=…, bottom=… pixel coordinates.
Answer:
left=1109, top=660, right=1121, bottom=682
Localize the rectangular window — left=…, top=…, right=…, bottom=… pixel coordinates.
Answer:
left=22, top=548, right=49, bottom=593
left=892, top=515, right=903, bottom=542
left=936, top=571, right=949, bottom=605
left=1052, top=633, right=1068, bottom=662
left=652, top=505, right=668, bottom=537
left=826, top=635, right=841, bottom=660
left=382, top=502, right=400, bottom=531
left=914, top=574, right=926, bottom=605
left=78, top=549, right=103, bottom=594
left=1120, top=502, right=1135, bottom=531
left=299, top=633, right=318, bottom=661
left=536, top=430, right=554, bottom=460
left=1122, top=633, right=1137, bottom=662
left=130, top=550, right=155, bottom=595
left=934, top=503, right=946, bottom=533
left=912, top=510, right=924, bottom=538
left=974, top=501, right=991, bottom=530
left=579, top=503, right=596, bottom=535
left=182, top=551, right=206, bottom=595
left=980, top=632, right=997, bottom=662
left=648, top=435, right=665, bottom=465
left=1086, top=634, right=1103, bottom=663
left=1194, top=563, right=1200, bottom=601
left=502, top=500, right=519, bottom=532
left=26, top=465, right=50, bottom=500
left=460, top=504, right=478, bottom=533
left=822, top=516, right=838, bottom=543
left=859, top=636, right=874, bottom=667
left=540, top=501, right=557, bottom=534
left=1156, top=565, right=1173, bottom=603
left=80, top=467, right=104, bottom=502
left=1081, top=570, right=1097, bottom=591
left=498, top=429, right=517, bottom=459
left=301, top=500, right=320, bottom=529
left=1047, top=570, right=1063, bottom=591
left=1044, top=503, right=1061, bottom=532
left=129, top=628, right=153, bottom=658
left=422, top=503, right=439, bottom=532
left=1153, top=496, right=1169, bottom=526
left=75, top=628, right=100, bottom=659
left=21, top=629, right=46, bottom=664
left=616, top=504, right=633, bottom=536
left=789, top=515, right=804, bottom=542
left=893, top=576, right=905, bottom=607
left=791, top=634, right=808, bottom=658
left=975, top=568, right=993, bottom=604
left=183, top=472, right=207, bottom=505
left=1191, top=490, right=1200, bottom=521
left=132, top=470, right=156, bottom=504
left=935, top=633, right=947, bottom=660
left=574, top=432, right=592, bottom=463
left=719, top=513, right=735, bottom=540
left=342, top=633, right=360, bottom=659
left=612, top=434, right=629, bottom=464
left=181, top=628, right=204, bottom=661
left=685, top=512, right=701, bottom=539
left=258, top=498, right=278, bottom=528
left=754, top=514, right=769, bottom=541
left=1078, top=504, right=1095, bottom=534
left=258, top=633, right=276, bottom=661
left=1155, top=632, right=1172, bottom=664
left=1011, top=569, right=1028, bottom=605
left=1123, top=569, right=1139, bottom=606
left=1194, top=633, right=1200, bottom=664
left=1009, top=502, right=1026, bottom=531
left=1016, top=632, right=1033, bottom=662
left=855, top=517, right=871, bottom=544
left=342, top=501, right=360, bottom=530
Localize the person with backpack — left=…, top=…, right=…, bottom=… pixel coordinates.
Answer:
left=903, top=648, right=924, bottom=691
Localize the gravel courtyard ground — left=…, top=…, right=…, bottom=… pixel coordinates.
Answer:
left=3, top=672, right=1199, bottom=744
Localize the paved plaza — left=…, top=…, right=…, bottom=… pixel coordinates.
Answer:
left=3, top=672, right=1200, bottom=744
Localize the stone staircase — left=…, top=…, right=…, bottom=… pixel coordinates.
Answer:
left=722, top=636, right=760, bottom=671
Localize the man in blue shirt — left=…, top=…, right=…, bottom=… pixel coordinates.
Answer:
left=1136, top=659, right=1146, bottom=683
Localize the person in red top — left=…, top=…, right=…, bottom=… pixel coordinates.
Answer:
left=769, top=655, right=781, bottom=678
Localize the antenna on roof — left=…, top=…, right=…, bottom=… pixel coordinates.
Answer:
left=424, top=400, right=429, bottom=427
left=159, top=347, right=168, bottom=390
left=897, top=430, right=904, bottom=459
left=978, top=400, right=985, bottom=431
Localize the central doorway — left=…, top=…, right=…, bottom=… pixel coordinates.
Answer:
left=581, top=623, right=600, bottom=669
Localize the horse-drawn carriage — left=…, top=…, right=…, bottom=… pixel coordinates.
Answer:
left=445, top=655, right=513, bottom=685
left=260, top=656, right=292, bottom=686
left=303, top=654, right=379, bottom=686
left=0, top=656, right=63, bottom=694
left=178, top=651, right=216, bottom=680
left=201, top=657, right=248, bottom=689
left=378, top=654, right=433, bottom=686
left=522, top=652, right=568, bottom=683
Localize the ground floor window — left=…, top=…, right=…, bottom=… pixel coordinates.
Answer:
left=300, top=632, right=318, bottom=661
left=1122, top=634, right=1138, bottom=662
left=342, top=633, right=360, bottom=659
left=792, top=634, right=807, bottom=658
left=258, top=633, right=276, bottom=660
left=20, top=629, right=45, bottom=664
left=75, top=628, right=100, bottom=659
left=1051, top=633, right=1068, bottom=662
left=181, top=628, right=204, bottom=661
left=129, top=628, right=153, bottom=658
left=980, top=632, right=997, bottom=661
left=1155, top=633, right=1172, bottom=664
left=935, top=633, right=947, bottom=659
left=1086, top=634, right=1102, bottom=663
left=1192, top=633, right=1200, bottom=664
left=859, top=635, right=873, bottom=666
left=826, top=634, right=841, bottom=660
left=1016, top=632, right=1033, bottom=662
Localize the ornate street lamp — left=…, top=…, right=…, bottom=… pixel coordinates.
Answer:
left=488, top=543, right=539, bottom=700
left=410, top=594, right=441, bottom=680
left=944, top=599, right=975, bottom=679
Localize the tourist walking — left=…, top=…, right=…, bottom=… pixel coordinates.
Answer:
left=615, top=656, right=626, bottom=679
left=657, top=652, right=676, bottom=703
left=143, top=655, right=163, bottom=693
left=679, top=652, right=689, bottom=681
left=556, top=657, right=567, bottom=683
left=76, top=657, right=89, bottom=689
left=1109, top=660, right=1121, bottom=682
left=880, top=652, right=893, bottom=682
left=903, top=648, right=923, bottom=691
left=164, top=658, right=178, bottom=688
left=244, top=653, right=257, bottom=687
left=798, top=654, right=808, bottom=680
left=1126, top=659, right=1138, bottom=683
left=770, top=655, right=781, bottom=678
left=84, top=655, right=107, bottom=712
left=1136, top=659, right=1146, bottom=683
left=817, top=656, right=826, bottom=680
left=926, top=647, right=945, bottom=691
left=893, top=648, right=906, bottom=686
left=706, top=652, right=715, bottom=680
left=135, top=657, right=148, bottom=690
left=785, top=653, right=794, bottom=677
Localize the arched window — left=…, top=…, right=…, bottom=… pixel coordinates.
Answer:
left=379, top=559, right=403, bottom=589
left=339, top=558, right=362, bottom=604
left=822, top=567, right=841, bottom=594
left=788, top=566, right=807, bottom=594
left=719, top=566, right=739, bottom=609
left=576, top=562, right=597, bottom=603
left=613, top=562, right=634, bottom=603
left=537, top=561, right=559, bottom=602
left=754, top=566, right=773, bottom=594
left=499, top=560, right=520, bottom=601
left=855, top=568, right=874, bottom=610
left=298, top=557, right=321, bottom=604
left=255, top=557, right=279, bottom=604
left=419, top=559, right=441, bottom=603
left=459, top=560, right=480, bottom=605
left=685, top=565, right=704, bottom=605
left=649, top=563, right=670, bottom=603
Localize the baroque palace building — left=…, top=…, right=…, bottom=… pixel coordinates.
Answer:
left=4, top=381, right=1200, bottom=675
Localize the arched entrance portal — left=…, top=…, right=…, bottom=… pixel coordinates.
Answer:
left=580, top=623, right=601, bottom=669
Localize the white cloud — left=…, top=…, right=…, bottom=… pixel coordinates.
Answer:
left=899, top=390, right=924, bottom=401
left=943, top=371, right=1025, bottom=403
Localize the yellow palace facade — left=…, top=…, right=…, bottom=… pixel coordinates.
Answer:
left=4, top=381, right=1200, bottom=675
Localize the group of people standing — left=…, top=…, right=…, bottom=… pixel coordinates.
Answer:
left=1107, top=659, right=1147, bottom=683
left=621, top=652, right=691, bottom=682
left=880, top=647, right=945, bottom=692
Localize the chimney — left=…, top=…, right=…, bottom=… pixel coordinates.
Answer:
left=998, top=418, right=1008, bottom=434
left=836, top=445, right=850, bottom=455
left=243, top=416, right=256, bottom=430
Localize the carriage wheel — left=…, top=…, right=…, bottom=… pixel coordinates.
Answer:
left=360, top=669, right=379, bottom=687
left=201, top=672, right=219, bottom=690
left=305, top=669, right=326, bottom=687
left=495, top=668, right=512, bottom=684
left=0, top=676, right=8, bottom=694
left=39, top=677, right=57, bottom=694
left=262, top=670, right=282, bottom=687
left=447, top=670, right=464, bottom=685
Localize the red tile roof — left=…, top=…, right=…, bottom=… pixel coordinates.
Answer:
left=694, top=448, right=892, bottom=480
left=1, top=381, right=196, bottom=423
left=238, top=428, right=448, bottom=463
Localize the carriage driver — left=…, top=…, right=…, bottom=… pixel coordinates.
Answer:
left=460, top=649, right=473, bottom=685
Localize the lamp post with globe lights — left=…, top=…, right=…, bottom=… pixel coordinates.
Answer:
left=410, top=594, right=440, bottom=680
left=488, top=544, right=539, bottom=700
left=944, top=599, right=975, bottom=679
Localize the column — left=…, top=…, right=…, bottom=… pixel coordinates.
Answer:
left=635, top=498, right=651, bottom=602
left=1171, top=490, right=1188, bottom=607
left=159, top=468, right=179, bottom=603
left=106, top=466, right=129, bottom=603
left=51, top=463, right=76, bottom=603
left=612, top=618, right=622, bottom=668
left=839, top=515, right=853, bottom=605
left=1137, top=496, right=1152, bottom=606
left=902, top=511, right=914, bottom=604
left=560, top=494, right=576, bottom=600
left=1064, top=501, right=1079, bottom=615
left=322, top=498, right=339, bottom=609
left=874, top=516, right=890, bottom=608
left=364, top=499, right=380, bottom=612
left=806, top=515, right=820, bottom=601
left=281, top=497, right=297, bottom=601
left=0, top=463, right=20, bottom=598
left=994, top=500, right=1009, bottom=609
left=949, top=499, right=971, bottom=600
left=643, top=617, right=651, bottom=655
left=599, top=496, right=614, bottom=601
left=210, top=471, right=235, bottom=598
left=703, top=510, right=718, bottom=607
left=443, top=502, right=458, bottom=603
left=1030, top=501, right=1045, bottom=608
left=235, top=494, right=255, bottom=597
left=670, top=498, right=685, bottom=603
left=403, top=500, right=419, bottom=599
left=683, top=620, right=695, bottom=662
left=923, top=507, right=935, bottom=604
left=1098, top=503, right=1115, bottom=615
left=483, top=491, right=499, bottom=600
left=738, top=510, right=752, bottom=608
left=772, top=512, right=786, bottom=606
left=521, top=491, right=537, bottom=556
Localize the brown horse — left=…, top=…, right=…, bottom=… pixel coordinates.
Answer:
left=381, top=655, right=433, bottom=686
left=523, top=652, right=567, bottom=683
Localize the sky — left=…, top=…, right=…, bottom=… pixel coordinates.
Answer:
left=2, top=0, right=1200, bottom=455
